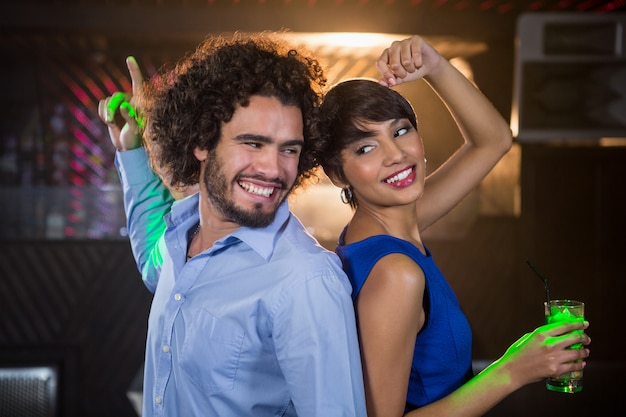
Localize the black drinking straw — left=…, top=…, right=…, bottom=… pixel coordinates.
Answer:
left=526, top=259, right=551, bottom=309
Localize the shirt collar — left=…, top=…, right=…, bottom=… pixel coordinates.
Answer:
left=168, top=193, right=289, bottom=261
left=231, top=200, right=288, bottom=260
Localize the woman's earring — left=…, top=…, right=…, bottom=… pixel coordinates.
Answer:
left=340, top=187, right=353, bottom=205
left=424, top=157, right=427, bottom=164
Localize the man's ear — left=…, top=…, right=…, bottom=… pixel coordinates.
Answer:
left=193, top=147, right=208, bottom=161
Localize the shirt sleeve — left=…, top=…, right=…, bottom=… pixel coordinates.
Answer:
left=115, top=147, right=174, bottom=292
left=272, top=267, right=366, bottom=416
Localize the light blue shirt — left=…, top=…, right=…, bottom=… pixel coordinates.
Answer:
left=116, top=148, right=366, bottom=417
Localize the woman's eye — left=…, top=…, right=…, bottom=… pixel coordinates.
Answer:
left=394, top=127, right=409, bottom=138
left=356, top=145, right=375, bottom=155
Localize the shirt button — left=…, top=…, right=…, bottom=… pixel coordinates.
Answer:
left=162, top=345, right=170, bottom=353
left=174, top=293, right=182, bottom=301
left=155, top=396, right=162, bottom=404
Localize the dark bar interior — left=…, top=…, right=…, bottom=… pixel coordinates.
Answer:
left=1, top=1, right=625, bottom=416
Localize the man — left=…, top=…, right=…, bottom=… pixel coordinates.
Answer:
left=98, top=34, right=365, bottom=417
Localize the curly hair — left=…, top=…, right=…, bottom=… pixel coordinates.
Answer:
left=316, top=79, right=418, bottom=208
left=142, top=32, right=326, bottom=190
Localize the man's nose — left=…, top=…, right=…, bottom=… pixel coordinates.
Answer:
left=255, top=149, right=282, bottom=178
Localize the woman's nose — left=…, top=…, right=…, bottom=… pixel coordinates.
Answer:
left=382, top=141, right=406, bottom=165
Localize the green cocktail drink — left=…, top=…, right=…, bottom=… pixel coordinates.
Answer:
left=544, top=299, right=585, bottom=393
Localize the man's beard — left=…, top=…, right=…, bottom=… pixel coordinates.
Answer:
left=203, top=152, right=291, bottom=228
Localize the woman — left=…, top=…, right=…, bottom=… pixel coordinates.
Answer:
left=317, top=35, right=590, bottom=417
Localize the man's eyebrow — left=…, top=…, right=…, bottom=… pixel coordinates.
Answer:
left=235, top=134, right=304, bottom=147
left=234, top=133, right=272, bottom=143
left=283, top=138, right=305, bottom=148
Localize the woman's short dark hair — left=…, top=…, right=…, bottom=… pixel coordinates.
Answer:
left=316, top=79, right=417, bottom=200
left=143, top=33, right=326, bottom=190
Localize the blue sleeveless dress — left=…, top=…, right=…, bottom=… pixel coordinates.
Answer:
left=336, top=233, right=474, bottom=410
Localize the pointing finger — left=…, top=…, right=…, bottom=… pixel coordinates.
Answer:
left=126, top=56, right=144, bottom=97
